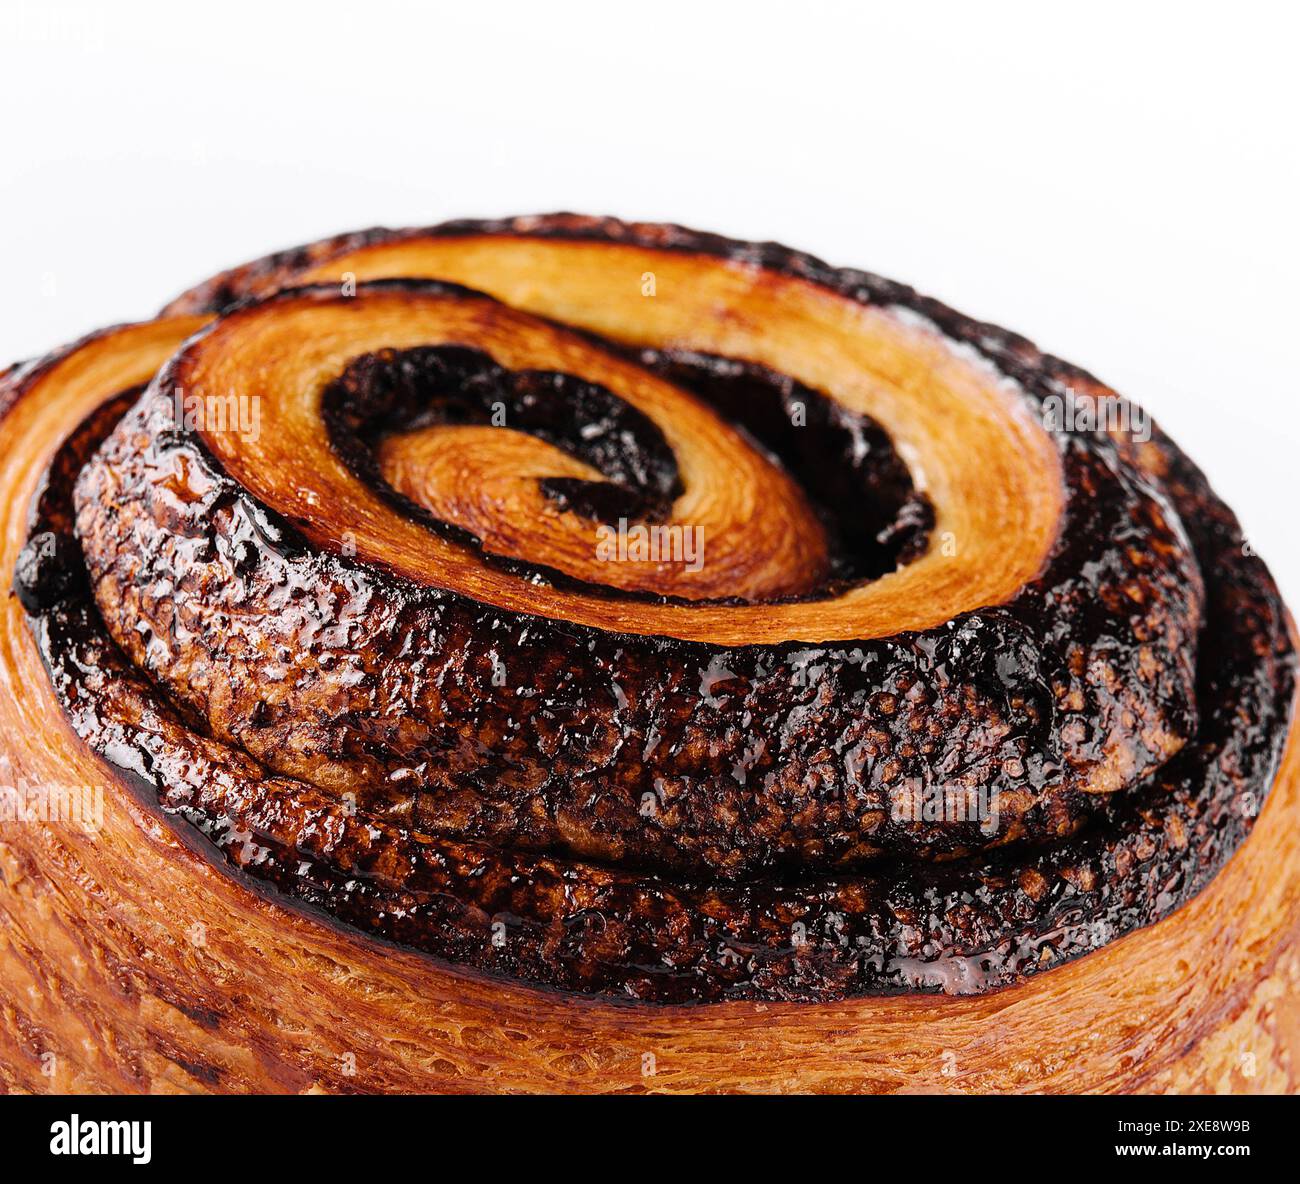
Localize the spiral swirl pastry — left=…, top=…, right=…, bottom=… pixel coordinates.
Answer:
left=3, top=215, right=1299, bottom=1093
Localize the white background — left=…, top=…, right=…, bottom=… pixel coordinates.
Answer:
left=2, top=1, right=1296, bottom=599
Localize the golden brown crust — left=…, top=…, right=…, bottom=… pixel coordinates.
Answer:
left=1, top=215, right=1297, bottom=1090
left=1, top=657, right=1297, bottom=1092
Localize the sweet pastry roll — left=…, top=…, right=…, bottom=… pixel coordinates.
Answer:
left=1, top=215, right=1296, bottom=1093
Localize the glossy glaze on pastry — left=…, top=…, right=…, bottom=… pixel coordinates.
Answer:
left=6, top=217, right=1291, bottom=1008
